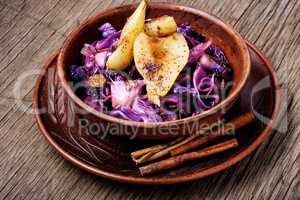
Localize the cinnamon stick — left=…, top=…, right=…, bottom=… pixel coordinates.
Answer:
left=133, top=136, right=198, bottom=164
left=131, top=120, right=223, bottom=164
left=170, top=112, right=255, bottom=156
left=171, top=135, right=218, bottom=156
left=139, top=138, right=239, bottom=176
left=131, top=137, right=183, bottom=159
left=131, top=137, right=185, bottom=164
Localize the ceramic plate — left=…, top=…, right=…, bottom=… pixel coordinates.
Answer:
left=34, top=42, right=280, bottom=185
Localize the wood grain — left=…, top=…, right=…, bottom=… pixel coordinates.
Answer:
left=0, top=0, right=299, bottom=199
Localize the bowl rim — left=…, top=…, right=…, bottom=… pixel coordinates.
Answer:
left=35, top=42, right=281, bottom=185
left=57, top=2, right=251, bottom=128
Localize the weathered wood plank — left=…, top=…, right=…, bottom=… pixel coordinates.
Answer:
left=0, top=0, right=61, bottom=21
left=0, top=6, right=65, bottom=100
left=27, top=0, right=255, bottom=39
left=0, top=12, right=37, bottom=71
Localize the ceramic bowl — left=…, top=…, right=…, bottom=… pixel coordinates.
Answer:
left=57, top=3, right=251, bottom=140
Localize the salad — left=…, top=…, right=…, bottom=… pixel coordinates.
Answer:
left=69, top=0, right=231, bottom=122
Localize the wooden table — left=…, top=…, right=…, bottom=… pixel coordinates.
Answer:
left=0, top=0, right=299, bottom=199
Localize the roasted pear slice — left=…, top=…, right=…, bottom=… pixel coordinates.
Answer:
left=106, top=0, right=148, bottom=70
left=134, top=32, right=189, bottom=105
left=145, top=15, right=177, bottom=37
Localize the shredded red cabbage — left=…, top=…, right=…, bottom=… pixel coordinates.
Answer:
left=80, top=31, right=121, bottom=76
left=110, top=108, right=145, bottom=122
left=111, top=80, right=144, bottom=109
left=69, top=23, right=232, bottom=122
left=95, top=31, right=121, bottom=50
left=206, top=43, right=229, bottom=68
left=84, top=96, right=102, bottom=112
left=132, top=98, right=163, bottom=122
left=177, top=24, right=206, bottom=46
left=188, top=40, right=212, bottom=64
left=70, top=65, right=87, bottom=81
left=110, top=97, right=162, bottom=122
left=98, top=22, right=117, bottom=38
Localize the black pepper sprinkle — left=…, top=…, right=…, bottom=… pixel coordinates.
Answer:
left=143, top=63, right=160, bottom=74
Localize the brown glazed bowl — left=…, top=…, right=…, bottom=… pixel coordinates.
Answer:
left=57, top=3, right=251, bottom=140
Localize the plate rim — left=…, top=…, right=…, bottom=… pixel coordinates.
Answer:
left=33, top=41, right=281, bottom=185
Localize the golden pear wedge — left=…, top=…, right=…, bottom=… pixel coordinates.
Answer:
left=134, top=32, right=189, bottom=105
left=145, top=15, right=177, bottom=37
left=106, top=0, right=148, bottom=70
